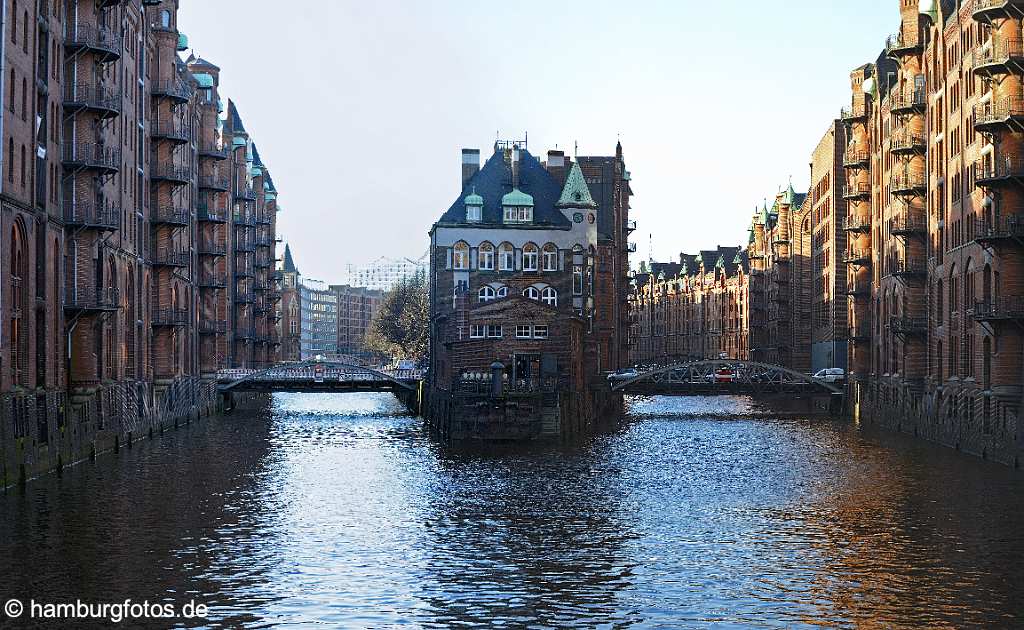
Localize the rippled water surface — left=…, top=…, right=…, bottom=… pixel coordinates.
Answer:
left=2, top=393, right=1023, bottom=628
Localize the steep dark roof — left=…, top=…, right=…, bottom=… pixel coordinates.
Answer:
left=792, top=193, right=807, bottom=208
left=874, top=50, right=899, bottom=99
left=251, top=143, right=264, bottom=167
left=282, top=243, right=299, bottom=274
left=228, top=100, right=246, bottom=134
left=576, top=156, right=617, bottom=239
left=438, top=148, right=571, bottom=228
left=264, top=169, right=276, bottom=192
left=187, top=55, right=220, bottom=71
left=650, top=262, right=682, bottom=279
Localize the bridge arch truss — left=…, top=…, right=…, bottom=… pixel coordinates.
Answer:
left=611, top=360, right=843, bottom=396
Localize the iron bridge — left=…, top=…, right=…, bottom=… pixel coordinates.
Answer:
left=610, top=360, right=844, bottom=397
left=217, top=359, right=423, bottom=394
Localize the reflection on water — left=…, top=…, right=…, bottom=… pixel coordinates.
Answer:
left=1, top=393, right=1022, bottom=627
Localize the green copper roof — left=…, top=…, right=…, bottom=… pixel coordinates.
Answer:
left=556, top=162, right=597, bottom=209
left=501, top=188, right=533, bottom=207
left=265, top=191, right=277, bottom=201
left=465, top=191, right=484, bottom=206
left=176, top=32, right=189, bottom=51
left=232, top=136, right=246, bottom=147
left=249, top=166, right=262, bottom=177
left=193, top=73, right=214, bottom=89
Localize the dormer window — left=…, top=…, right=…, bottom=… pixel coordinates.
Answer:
left=465, top=191, right=484, bottom=223
left=467, top=205, right=481, bottom=222
left=501, top=188, right=534, bottom=224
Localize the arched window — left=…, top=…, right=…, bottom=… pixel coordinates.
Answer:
left=478, top=242, right=494, bottom=270
left=452, top=241, right=469, bottom=270
left=498, top=242, right=514, bottom=271
left=523, top=286, right=540, bottom=301
left=964, top=259, right=975, bottom=310
left=496, top=285, right=508, bottom=298
left=478, top=285, right=496, bottom=302
left=983, top=263, right=993, bottom=304
left=523, top=243, right=539, bottom=271
left=542, top=243, right=558, bottom=271
left=160, top=9, right=171, bottom=28
left=541, top=287, right=558, bottom=306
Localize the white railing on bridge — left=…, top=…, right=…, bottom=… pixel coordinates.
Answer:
left=217, top=366, right=423, bottom=383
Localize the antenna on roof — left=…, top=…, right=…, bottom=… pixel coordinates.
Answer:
left=649, top=233, right=653, bottom=264
left=574, top=141, right=578, bottom=157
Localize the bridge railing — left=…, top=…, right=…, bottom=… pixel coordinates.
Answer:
left=217, top=365, right=423, bottom=384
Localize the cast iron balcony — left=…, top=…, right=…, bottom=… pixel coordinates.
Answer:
left=975, top=215, right=1024, bottom=246
left=151, top=164, right=191, bottom=185
left=235, top=261, right=255, bottom=278
left=63, top=203, right=119, bottom=231
left=197, top=206, right=226, bottom=223
left=974, top=0, right=1024, bottom=20
left=152, top=308, right=189, bottom=327
left=64, top=24, right=122, bottom=63
left=885, top=32, right=922, bottom=57
left=198, top=272, right=227, bottom=288
left=236, top=186, right=257, bottom=201
left=64, top=286, right=119, bottom=312
left=890, top=211, right=927, bottom=237
left=151, top=120, right=189, bottom=144
left=233, top=213, right=256, bottom=228
left=198, top=241, right=227, bottom=256
left=151, top=206, right=189, bottom=227
left=843, top=248, right=872, bottom=266
left=199, top=175, right=230, bottom=191
left=973, top=97, right=1024, bottom=133
left=256, top=234, right=273, bottom=247
left=846, top=277, right=871, bottom=297
left=891, top=258, right=927, bottom=279
left=973, top=38, right=1024, bottom=78
left=234, top=237, right=255, bottom=253
left=235, top=327, right=257, bottom=340
left=234, top=289, right=255, bottom=304
left=62, top=143, right=120, bottom=174
left=841, top=104, right=868, bottom=123
left=888, top=316, right=928, bottom=336
left=842, top=149, right=870, bottom=169
left=152, top=249, right=189, bottom=268
left=842, top=182, right=871, bottom=200
left=848, top=323, right=872, bottom=343
left=257, top=213, right=273, bottom=225
left=843, top=214, right=871, bottom=232
left=890, top=89, right=926, bottom=115
left=63, top=83, right=121, bottom=118
left=199, top=320, right=227, bottom=335
left=975, top=154, right=1024, bottom=187
left=890, top=173, right=927, bottom=196
left=151, top=79, right=192, bottom=103
left=256, top=255, right=272, bottom=269
left=972, top=297, right=1024, bottom=322
left=198, top=142, right=229, bottom=160
left=890, top=129, right=926, bottom=155
left=625, top=219, right=637, bottom=233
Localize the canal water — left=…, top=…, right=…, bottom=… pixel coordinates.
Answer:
left=1, top=393, right=1022, bottom=628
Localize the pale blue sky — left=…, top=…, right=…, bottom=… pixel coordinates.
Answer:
left=180, top=1, right=897, bottom=280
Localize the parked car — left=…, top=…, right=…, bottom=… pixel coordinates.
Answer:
left=812, top=368, right=846, bottom=384
left=607, top=368, right=640, bottom=382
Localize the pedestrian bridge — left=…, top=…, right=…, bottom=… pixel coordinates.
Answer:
left=217, top=360, right=424, bottom=395
left=610, top=360, right=844, bottom=397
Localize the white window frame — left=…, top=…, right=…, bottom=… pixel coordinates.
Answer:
left=496, top=285, right=508, bottom=298
left=499, top=244, right=514, bottom=271
left=478, top=286, right=496, bottom=303
left=453, top=242, right=469, bottom=270
left=486, top=324, right=503, bottom=338
left=515, top=325, right=532, bottom=339
left=523, top=244, right=539, bottom=271
left=469, top=324, right=486, bottom=339
left=533, top=325, right=549, bottom=339
left=524, top=287, right=540, bottom=301
left=542, top=287, right=558, bottom=307
left=542, top=245, right=558, bottom=271
left=466, top=205, right=481, bottom=223
left=478, top=243, right=495, bottom=270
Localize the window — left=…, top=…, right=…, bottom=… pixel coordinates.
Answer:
left=533, top=325, right=549, bottom=339
left=524, top=286, right=540, bottom=300
left=516, top=325, right=532, bottom=339
left=541, top=287, right=558, bottom=306
left=469, top=324, right=485, bottom=339
left=478, top=286, right=496, bottom=302
left=523, top=243, right=539, bottom=271
left=543, top=244, right=558, bottom=271
left=478, top=242, right=494, bottom=270
left=496, top=285, right=508, bottom=298
left=499, top=242, right=514, bottom=271
left=504, top=205, right=533, bottom=223
left=452, top=241, right=469, bottom=270
left=486, top=324, right=502, bottom=338
left=160, top=9, right=171, bottom=28
left=466, top=204, right=481, bottom=223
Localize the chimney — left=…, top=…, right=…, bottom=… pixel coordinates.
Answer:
left=546, top=150, right=566, bottom=183
left=511, top=146, right=520, bottom=188
left=461, top=148, right=480, bottom=190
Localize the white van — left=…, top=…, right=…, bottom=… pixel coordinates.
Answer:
left=812, top=368, right=845, bottom=384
